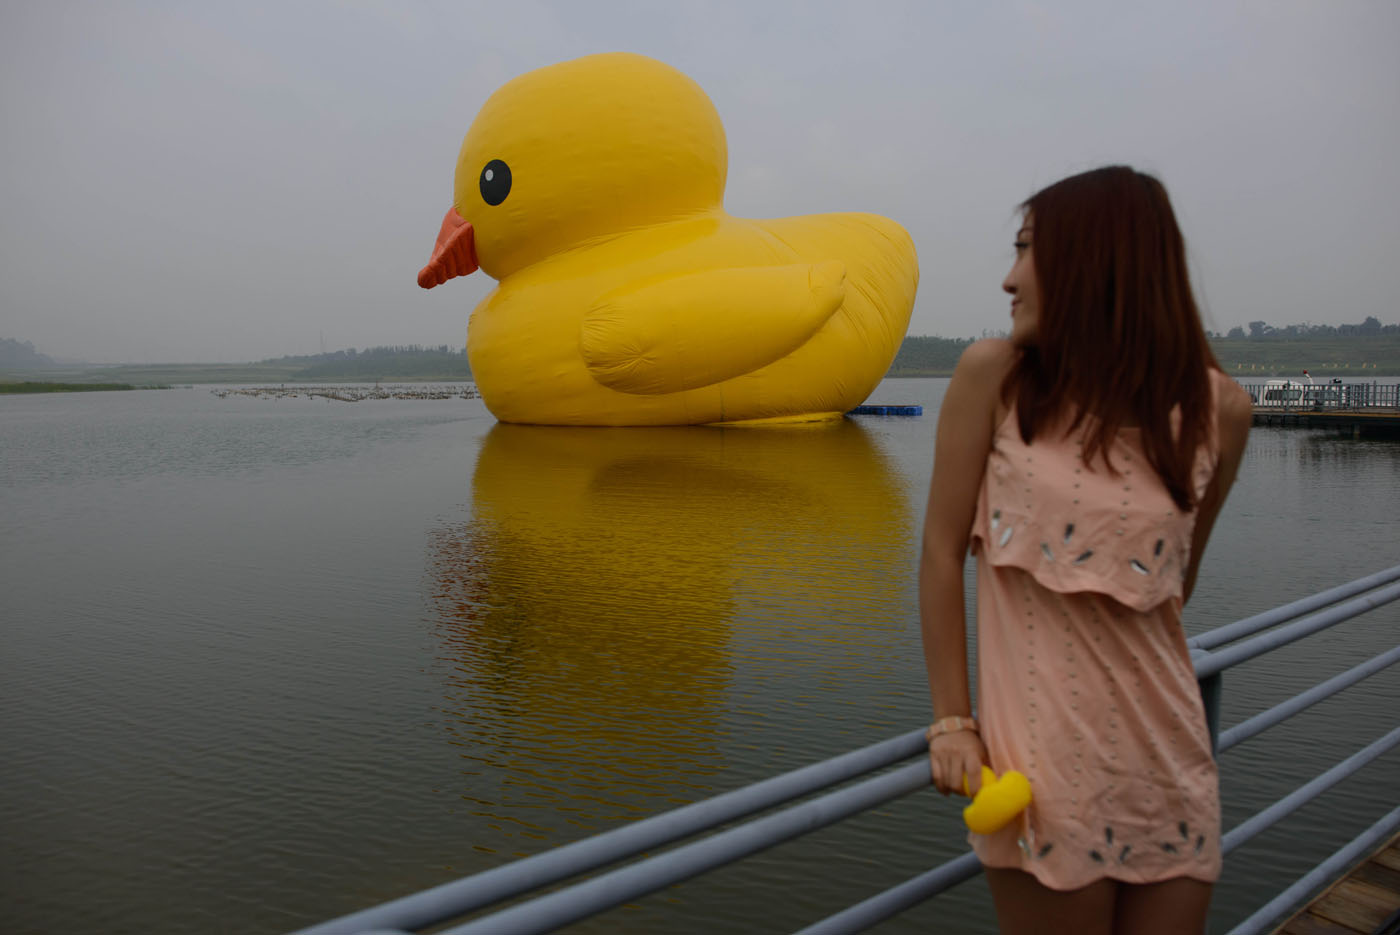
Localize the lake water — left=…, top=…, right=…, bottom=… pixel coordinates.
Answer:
left=2, top=379, right=1397, bottom=935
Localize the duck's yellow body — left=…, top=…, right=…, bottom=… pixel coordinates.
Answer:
left=418, top=53, right=919, bottom=426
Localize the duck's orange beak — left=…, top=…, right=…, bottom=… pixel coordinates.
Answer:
left=417, top=207, right=478, bottom=288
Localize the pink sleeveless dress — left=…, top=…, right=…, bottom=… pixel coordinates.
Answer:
left=967, top=372, right=1227, bottom=889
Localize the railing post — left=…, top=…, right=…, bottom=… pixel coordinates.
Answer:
left=1192, top=647, right=1222, bottom=757
left=1201, top=673, right=1222, bottom=757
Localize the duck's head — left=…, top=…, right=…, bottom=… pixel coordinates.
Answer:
left=418, top=53, right=728, bottom=287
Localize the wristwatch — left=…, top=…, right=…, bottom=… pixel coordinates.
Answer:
left=927, top=715, right=979, bottom=739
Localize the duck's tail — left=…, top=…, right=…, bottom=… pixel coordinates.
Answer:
left=755, top=213, right=919, bottom=404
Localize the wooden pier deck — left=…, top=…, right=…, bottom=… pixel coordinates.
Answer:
left=1272, top=830, right=1400, bottom=934
left=1252, top=408, right=1400, bottom=435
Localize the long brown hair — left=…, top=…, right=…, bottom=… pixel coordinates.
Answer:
left=1004, top=166, right=1218, bottom=511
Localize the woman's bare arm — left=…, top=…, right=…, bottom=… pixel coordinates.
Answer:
left=919, top=338, right=1012, bottom=793
left=1183, top=375, right=1253, bottom=604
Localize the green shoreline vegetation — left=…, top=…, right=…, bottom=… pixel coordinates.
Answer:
left=0, top=381, right=169, bottom=393
left=890, top=333, right=1400, bottom=377
left=4, top=324, right=1400, bottom=385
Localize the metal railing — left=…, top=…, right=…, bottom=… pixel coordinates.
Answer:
left=1237, top=380, right=1400, bottom=412
left=295, top=565, right=1400, bottom=935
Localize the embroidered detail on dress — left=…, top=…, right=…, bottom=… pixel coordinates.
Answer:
left=1154, top=538, right=1165, bottom=557
left=1089, top=850, right=1105, bottom=863
left=1104, top=827, right=1114, bottom=845
left=1179, top=821, right=1190, bottom=840
left=998, top=526, right=1014, bottom=547
left=1195, top=834, right=1205, bottom=855
left=1072, top=550, right=1094, bottom=565
left=1129, top=559, right=1150, bottom=575
left=1063, top=523, right=1075, bottom=543
left=1038, top=843, right=1054, bottom=858
left=1041, top=543, right=1054, bottom=561
left=991, top=509, right=1001, bottom=530
left=1118, top=845, right=1132, bottom=864
left=1161, top=842, right=1179, bottom=854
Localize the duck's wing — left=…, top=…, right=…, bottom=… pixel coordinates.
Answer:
left=581, top=261, right=845, bottom=395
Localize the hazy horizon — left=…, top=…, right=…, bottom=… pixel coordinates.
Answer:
left=4, top=2, right=1398, bottom=364
left=9, top=325, right=1400, bottom=371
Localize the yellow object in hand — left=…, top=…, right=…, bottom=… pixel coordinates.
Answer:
left=961, top=766, right=1033, bottom=834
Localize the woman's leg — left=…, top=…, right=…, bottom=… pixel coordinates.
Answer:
left=1112, top=877, right=1212, bottom=935
left=985, top=868, right=1117, bottom=935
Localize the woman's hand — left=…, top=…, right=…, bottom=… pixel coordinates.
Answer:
left=927, top=728, right=989, bottom=797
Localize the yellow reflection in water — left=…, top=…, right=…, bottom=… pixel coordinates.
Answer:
left=427, top=419, right=913, bottom=850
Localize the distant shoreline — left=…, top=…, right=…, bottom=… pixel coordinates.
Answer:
left=4, top=334, right=1399, bottom=385
left=0, top=381, right=170, bottom=394
left=6, top=367, right=1400, bottom=386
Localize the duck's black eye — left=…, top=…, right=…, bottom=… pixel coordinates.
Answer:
left=479, top=159, right=511, bottom=206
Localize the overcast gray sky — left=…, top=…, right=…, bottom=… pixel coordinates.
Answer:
left=3, top=1, right=1397, bottom=363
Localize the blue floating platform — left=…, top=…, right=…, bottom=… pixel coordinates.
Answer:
left=848, top=404, right=923, bottom=416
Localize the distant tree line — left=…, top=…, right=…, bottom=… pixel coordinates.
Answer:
left=260, top=344, right=466, bottom=364
left=1208, top=317, right=1397, bottom=340
left=887, top=335, right=978, bottom=375
left=261, top=344, right=472, bottom=379
left=260, top=328, right=1397, bottom=381
left=0, top=337, right=56, bottom=369
left=888, top=319, right=1400, bottom=376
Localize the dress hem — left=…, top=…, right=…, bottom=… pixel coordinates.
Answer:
left=974, top=852, right=1221, bottom=891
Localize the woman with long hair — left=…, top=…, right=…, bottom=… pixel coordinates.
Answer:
left=919, top=166, right=1252, bottom=934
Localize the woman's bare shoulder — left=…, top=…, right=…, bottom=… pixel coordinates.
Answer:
left=954, top=338, right=1017, bottom=383
left=1213, top=370, right=1252, bottom=419
left=947, top=339, right=1016, bottom=428
left=1213, top=369, right=1253, bottom=455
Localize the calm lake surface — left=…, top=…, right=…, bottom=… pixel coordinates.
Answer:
left=2, top=379, right=1397, bottom=935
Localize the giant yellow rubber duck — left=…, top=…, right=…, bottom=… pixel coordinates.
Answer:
left=418, top=52, right=919, bottom=425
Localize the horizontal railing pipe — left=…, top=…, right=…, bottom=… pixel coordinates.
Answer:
left=1221, top=725, right=1400, bottom=854
left=1187, top=564, right=1400, bottom=652
left=437, top=760, right=932, bottom=935
left=294, top=729, right=928, bottom=934
left=790, top=853, right=982, bottom=935
left=1218, top=644, right=1400, bottom=751
left=1225, top=804, right=1400, bottom=935
left=792, top=706, right=1400, bottom=935
left=1193, top=580, right=1400, bottom=679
